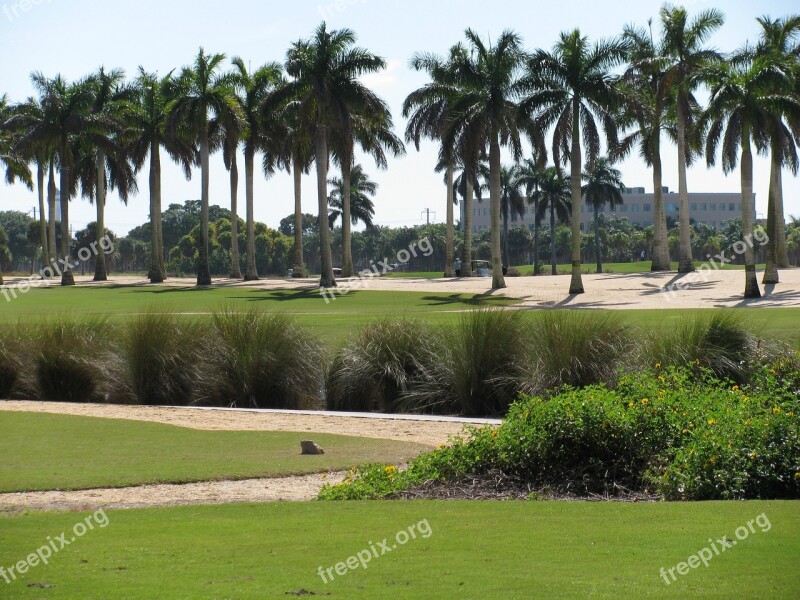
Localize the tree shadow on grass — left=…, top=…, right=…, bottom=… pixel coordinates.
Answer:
left=420, top=293, right=518, bottom=308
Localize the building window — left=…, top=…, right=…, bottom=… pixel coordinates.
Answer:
left=691, top=203, right=697, bottom=212
left=580, top=223, right=585, bottom=231
left=729, top=203, right=736, bottom=212
left=620, top=204, right=627, bottom=213
left=701, top=203, right=707, bottom=211
left=644, top=204, right=651, bottom=212
left=710, top=203, right=716, bottom=211
left=720, top=204, right=726, bottom=212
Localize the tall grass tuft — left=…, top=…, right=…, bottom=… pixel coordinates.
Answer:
left=526, top=310, right=632, bottom=393
left=31, top=319, right=127, bottom=403
left=122, top=312, right=200, bottom=406
left=326, top=319, right=436, bottom=413
left=201, top=310, right=324, bottom=409
left=409, top=309, right=530, bottom=416
left=644, top=311, right=756, bottom=381
left=0, top=330, right=23, bottom=398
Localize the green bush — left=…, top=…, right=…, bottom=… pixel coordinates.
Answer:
left=322, top=367, right=800, bottom=501
left=200, top=310, right=323, bottom=409
left=326, top=319, right=435, bottom=413
left=122, top=312, right=200, bottom=406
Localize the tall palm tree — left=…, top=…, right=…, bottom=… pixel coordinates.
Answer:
left=168, top=48, right=242, bottom=286
left=283, top=23, right=387, bottom=289
left=128, top=69, right=196, bottom=283
left=214, top=101, right=243, bottom=279
left=582, top=157, right=625, bottom=273
left=616, top=22, right=676, bottom=272
left=498, top=164, right=525, bottom=268
left=703, top=51, right=798, bottom=298
left=755, top=15, right=800, bottom=278
left=328, top=163, right=376, bottom=231
left=522, top=29, right=626, bottom=294
left=531, top=165, right=571, bottom=275
left=660, top=4, right=725, bottom=273
left=231, top=58, right=284, bottom=281
left=515, top=155, right=548, bottom=275
left=437, top=30, right=529, bottom=290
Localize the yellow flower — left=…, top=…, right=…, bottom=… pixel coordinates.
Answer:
left=732, top=385, right=740, bottom=392
left=492, top=430, right=499, bottom=438
left=628, top=401, right=635, bottom=409
left=707, top=419, right=717, bottom=426
left=773, top=407, right=782, bottom=415
left=384, top=465, right=397, bottom=478
left=658, top=376, right=666, bottom=384
left=641, top=398, right=650, bottom=406
left=696, top=359, right=701, bottom=366
left=655, top=362, right=662, bottom=369
left=750, top=452, right=757, bottom=460
left=795, top=472, right=800, bottom=479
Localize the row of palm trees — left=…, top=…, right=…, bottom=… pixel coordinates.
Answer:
left=404, top=8, right=800, bottom=298
left=2, top=8, right=799, bottom=300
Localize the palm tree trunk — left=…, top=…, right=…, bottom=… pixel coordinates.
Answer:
left=502, top=212, right=509, bottom=270
left=36, top=162, right=47, bottom=271
left=462, top=166, right=474, bottom=277
left=94, top=150, right=108, bottom=281
left=59, top=157, right=74, bottom=286
left=341, top=156, right=353, bottom=278
left=244, top=147, right=258, bottom=281
left=594, top=210, right=602, bottom=274
left=533, top=197, right=540, bottom=276
left=490, top=132, right=506, bottom=290
left=651, top=146, right=671, bottom=271
left=316, top=123, right=336, bottom=288
left=763, top=149, right=780, bottom=284
left=197, top=128, right=212, bottom=286
left=229, top=152, right=242, bottom=279
left=676, top=96, right=694, bottom=273
left=292, top=154, right=304, bottom=277
left=741, top=133, right=760, bottom=299
left=444, top=163, right=455, bottom=277
left=773, top=154, right=789, bottom=268
left=550, top=203, right=557, bottom=275
left=569, top=100, right=584, bottom=294
left=47, top=159, right=56, bottom=268
left=148, top=141, right=165, bottom=283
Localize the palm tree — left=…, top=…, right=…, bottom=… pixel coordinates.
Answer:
left=521, top=29, right=627, bottom=294
left=702, top=51, right=797, bottom=298
left=437, top=30, right=529, bottom=290
left=128, top=69, right=196, bottom=283
left=582, top=157, right=625, bottom=273
left=531, top=166, right=571, bottom=275
left=514, top=155, right=547, bottom=274
left=168, top=48, right=243, bottom=286
left=616, top=22, right=675, bottom=272
left=498, top=164, right=525, bottom=268
left=660, top=4, right=725, bottom=273
left=755, top=15, right=800, bottom=278
left=328, top=164, right=376, bottom=231
left=230, top=57, right=284, bottom=281
left=214, top=100, right=243, bottom=279
left=283, top=23, right=387, bottom=289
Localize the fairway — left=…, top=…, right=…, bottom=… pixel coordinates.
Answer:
left=0, top=501, right=797, bottom=599
left=0, top=413, right=428, bottom=493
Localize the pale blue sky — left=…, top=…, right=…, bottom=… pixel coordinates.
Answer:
left=1, top=0, right=798, bottom=236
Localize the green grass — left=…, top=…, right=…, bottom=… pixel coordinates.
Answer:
left=0, top=501, right=797, bottom=598
left=0, top=412, right=428, bottom=492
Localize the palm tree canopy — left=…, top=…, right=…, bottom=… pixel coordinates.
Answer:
left=532, top=166, right=571, bottom=224
left=328, top=163, right=377, bottom=228
left=0, top=95, right=33, bottom=188
left=582, top=156, right=625, bottom=210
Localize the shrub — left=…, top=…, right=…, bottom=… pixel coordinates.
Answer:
left=644, top=311, right=756, bottom=382
left=326, top=319, right=436, bottom=413
left=30, top=319, right=128, bottom=403
left=122, top=312, right=200, bottom=406
left=526, top=310, right=631, bottom=393
left=0, top=330, right=24, bottom=399
left=200, top=310, right=324, bottom=409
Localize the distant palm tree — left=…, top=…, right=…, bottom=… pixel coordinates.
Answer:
left=0, top=95, right=33, bottom=188
left=514, top=156, right=547, bottom=275
left=498, top=165, right=525, bottom=267
left=582, top=157, right=625, bottom=273
left=616, top=22, right=676, bottom=272
left=328, top=164, right=376, bottom=231
left=230, top=58, right=284, bottom=281
left=521, top=29, right=627, bottom=294
left=703, top=50, right=798, bottom=298
left=168, top=48, right=243, bottom=286
left=283, top=23, right=387, bottom=288
left=755, top=15, right=800, bottom=278
left=128, top=69, right=196, bottom=283
left=531, top=166, right=571, bottom=275
left=660, top=4, right=725, bottom=273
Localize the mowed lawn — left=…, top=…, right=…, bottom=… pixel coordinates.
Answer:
left=0, top=501, right=797, bottom=599
left=0, top=413, right=428, bottom=493
left=0, top=285, right=799, bottom=346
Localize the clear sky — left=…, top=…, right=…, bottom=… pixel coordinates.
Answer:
left=1, top=0, right=798, bottom=237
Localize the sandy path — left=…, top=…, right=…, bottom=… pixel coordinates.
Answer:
left=4, top=269, right=797, bottom=309
left=0, top=402, right=490, bottom=512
